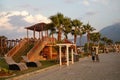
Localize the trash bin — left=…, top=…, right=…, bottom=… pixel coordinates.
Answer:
left=74, top=54, right=79, bottom=62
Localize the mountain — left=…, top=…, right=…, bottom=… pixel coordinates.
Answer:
left=69, top=23, right=120, bottom=46
left=100, top=23, right=120, bottom=42
left=69, top=36, right=87, bottom=46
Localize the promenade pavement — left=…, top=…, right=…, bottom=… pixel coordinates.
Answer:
left=10, top=53, right=120, bottom=80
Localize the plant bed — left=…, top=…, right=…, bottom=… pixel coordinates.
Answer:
left=0, top=68, right=14, bottom=78
left=0, top=60, right=58, bottom=80
left=0, top=72, right=13, bottom=77
left=10, top=60, right=58, bottom=77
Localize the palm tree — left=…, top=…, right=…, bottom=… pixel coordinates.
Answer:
left=90, top=32, right=101, bottom=45
left=79, top=26, right=86, bottom=46
left=115, top=41, right=120, bottom=44
left=106, top=39, right=113, bottom=45
left=100, top=36, right=113, bottom=52
left=71, top=19, right=82, bottom=44
left=49, top=13, right=64, bottom=41
left=101, top=36, right=108, bottom=45
left=63, top=17, right=72, bottom=39
left=83, top=23, right=95, bottom=53
left=47, top=23, right=56, bottom=38
left=90, top=32, right=101, bottom=54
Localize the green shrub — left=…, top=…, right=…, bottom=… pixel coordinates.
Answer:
left=0, top=68, right=13, bottom=75
left=0, top=58, right=9, bottom=69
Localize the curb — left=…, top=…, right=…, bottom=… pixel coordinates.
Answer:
left=6, top=64, right=59, bottom=80
left=0, top=74, right=16, bottom=78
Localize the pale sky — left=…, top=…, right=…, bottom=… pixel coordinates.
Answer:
left=0, top=0, right=120, bottom=39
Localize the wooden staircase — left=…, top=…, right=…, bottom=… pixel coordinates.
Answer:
left=12, top=41, right=34, bottom=62
left=27, top=37, right=55, bottom=61
left=6, top=38, right=28, bottom=57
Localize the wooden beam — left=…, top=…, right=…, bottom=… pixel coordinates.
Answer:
left=33, top=27, right=35, bottom=40
left=66, top=45, right=69, bottom=66
left=71, top=49, right=74, bottom=64
left=59, top=46, right=62, bottom=66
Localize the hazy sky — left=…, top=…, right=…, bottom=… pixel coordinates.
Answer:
left=0, top=0, right=120, bottom=39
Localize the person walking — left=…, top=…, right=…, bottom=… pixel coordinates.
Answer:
left=95, top=46, right=100, bottom=62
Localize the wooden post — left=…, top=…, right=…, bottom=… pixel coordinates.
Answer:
left=41, top=24, right=43, bottom=39
left=66, top=45, right=69, bottom=66
left=39, top=32, right=40, bottom=39
left=27, top=29, right=29, bottom=39
left=41, top=31, right=43, bottom=40
left=96, top=46, right=99, bottom=54
left=50, top=46, right=52, bottom=59
left=47, top=30, right=48, bottom=37
left=59, top=46, right=62, bottom=66
left=45, top=31, right=47, bottom=37
left=71, top=49, right=74, bottom=64
left=33, top=27, right=35, bottom=40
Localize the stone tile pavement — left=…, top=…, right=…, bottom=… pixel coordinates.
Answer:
left=8, top=53, right=120, bottom=80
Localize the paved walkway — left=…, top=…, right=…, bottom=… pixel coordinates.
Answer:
left=11, top=53, right=120, bottom=80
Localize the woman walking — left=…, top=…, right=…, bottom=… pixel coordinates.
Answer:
left=91, top=48, right=96, bottom=62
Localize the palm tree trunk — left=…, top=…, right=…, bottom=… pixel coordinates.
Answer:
left=80, top=35, right=82, bottom=46
left=74, top=35, right=77, bottom=44
left=58, top=29, right=62, bottom=41
left=66, top=35, right=68, bottom=39
left=87, top=33, right=90, bottom=53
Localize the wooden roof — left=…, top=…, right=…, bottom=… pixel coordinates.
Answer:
left=25, top=22, right=48, bottom=32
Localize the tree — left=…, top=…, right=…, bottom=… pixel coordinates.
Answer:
left=101, top=37, right=106, bottom=43
left=88, top=32, right=101, bottom=53
left=115, top=41, right=120, bottom=44
left=100, top=36, right=113, bottom=45
left=79, top=26, right=85, bottom=46
left=90, top=32, right=101, bottom=45
left=47, top=23, right=57, bottom=38
left=49, top=13, right=64, bottom=41
left=63, top=17, right=72, bottom=39
left=0, top=36, right=7, bottom=48
left=71, top=19, right=82, bottom=44
left=101, top=36, right=108, bottom=45
left=106, top=39, right=113, bottom=45
left=0, top=36, right=7, bottom=57
left=100, top=36, right=109, bottom=52
left=83, top=23, right=95, bottom=53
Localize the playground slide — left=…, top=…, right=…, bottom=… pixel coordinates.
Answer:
left=6, top=38, right=28, bottom=57
left=12, top=41, right=34, bottom=62
left=27, top=38, right=49, bottom=61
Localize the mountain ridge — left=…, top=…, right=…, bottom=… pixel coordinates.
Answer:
left=100, top=23, right=120, bottom=42
left=69, top=23, right=120, bottom=46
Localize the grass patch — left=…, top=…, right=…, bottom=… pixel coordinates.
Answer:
left=0, top=58, right=9, bottom=69
left=1, top=60, right=58, bottom=80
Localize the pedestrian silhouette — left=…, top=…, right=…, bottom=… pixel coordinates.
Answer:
left=91, top=48, right=96, bottom=62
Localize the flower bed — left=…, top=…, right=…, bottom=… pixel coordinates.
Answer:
left=0, top=68, right=14, bottom=78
